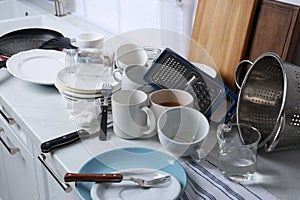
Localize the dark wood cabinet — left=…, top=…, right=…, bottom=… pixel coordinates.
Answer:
left=246, top=0, right=300, bottom=62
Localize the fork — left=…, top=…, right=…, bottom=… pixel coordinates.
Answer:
left=99, top=82, right=112, bottom=140
left=64, top=173, right=171, bottom=188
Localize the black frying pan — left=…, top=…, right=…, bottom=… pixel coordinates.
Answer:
left=0, top=28, right=64, bottom=68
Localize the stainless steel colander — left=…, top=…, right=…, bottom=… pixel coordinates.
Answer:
left=235, top=52, right=300, bottom=151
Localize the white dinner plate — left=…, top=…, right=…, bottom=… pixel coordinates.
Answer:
left=6, top=49, right=66, bottom=85
left=56, top=64, right=118, bottom=93
left=90, top=168, right=181, bottom=200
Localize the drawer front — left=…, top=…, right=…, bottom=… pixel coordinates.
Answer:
left=0, top=119, right=33, bottom=157
left=0, top=123, right=39, bottom=200
left=0, top=96, right=34, bottom=154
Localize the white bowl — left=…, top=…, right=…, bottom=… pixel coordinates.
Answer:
left=75, top=32, right=104, bottom=48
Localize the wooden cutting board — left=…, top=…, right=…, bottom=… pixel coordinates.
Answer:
left=188, top=0, right=258, bottom=91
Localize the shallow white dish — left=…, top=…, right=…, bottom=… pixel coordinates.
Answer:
left=90, top=168, right=181, bottom=200
left=59, top=90, right=105, bottom=101
left=55, top=82, right=103, bottom=99
left=56, top=64, right=118, bottom=93
left=6, top=49, right=65, bottom=85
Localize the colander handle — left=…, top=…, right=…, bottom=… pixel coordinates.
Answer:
left=234, top=60, right=253, bottom=90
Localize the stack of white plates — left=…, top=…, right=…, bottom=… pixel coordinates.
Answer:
left=55, top=63, right=120, bottom=102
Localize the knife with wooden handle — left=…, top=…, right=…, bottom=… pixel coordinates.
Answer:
left=40, top=129, right=90, bottom=153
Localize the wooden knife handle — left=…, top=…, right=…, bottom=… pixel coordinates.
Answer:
left=64, top=173, right=123, bottom=182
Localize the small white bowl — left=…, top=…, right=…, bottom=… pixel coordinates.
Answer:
left=75, top=32, right=104, bottom=48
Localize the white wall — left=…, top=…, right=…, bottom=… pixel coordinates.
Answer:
left=61, top=0, right=198, bottom=57
left=48, top=0, right=300, bottom=65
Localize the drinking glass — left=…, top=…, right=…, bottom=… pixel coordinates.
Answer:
left=217, top=123, right=261, bottom=183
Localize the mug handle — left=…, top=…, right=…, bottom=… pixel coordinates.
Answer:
left=190, top=148, right=206, bottom=163
left=141, top=107, right=156, bottom=135
left=112, top=68, right=123, bottom=82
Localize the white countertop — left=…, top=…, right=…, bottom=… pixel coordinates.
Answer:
left=1, top=56, right=300, bottom=200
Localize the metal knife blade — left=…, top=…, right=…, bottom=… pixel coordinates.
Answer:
left=40, top=129, right=90, bottom=153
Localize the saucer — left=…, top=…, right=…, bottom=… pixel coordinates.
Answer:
left=56, top=64, right=118, bottom=93
left=90, top=168, right=181, bottom=200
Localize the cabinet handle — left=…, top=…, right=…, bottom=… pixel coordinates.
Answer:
left=0, top=127, right=20, bottom=155
left=38, top=153, right=72, bottom=193
left=0, top=109, right=15, bottom=125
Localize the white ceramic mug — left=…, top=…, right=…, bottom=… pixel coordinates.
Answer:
left=157, top=107, right=210, bottom=161
left=115, top=43, right=148, bottom=69
left=149, top=89, right=194, bottom=121
left=111, top=90, right=156, bottom=139
left=112, top=65, right=153, bottom=93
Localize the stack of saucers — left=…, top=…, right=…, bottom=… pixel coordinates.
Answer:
left=55, top=64, right=120, bottom=103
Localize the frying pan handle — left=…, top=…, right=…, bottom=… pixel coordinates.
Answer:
left=0, top=61, right=6, bottom=69
left=234, top=60, right=253, bottom=90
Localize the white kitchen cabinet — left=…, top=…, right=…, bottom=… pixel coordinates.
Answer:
left=0, top=115, right=39, bottom=200
left=0, top=97, right=80, bottom=200
left=36, top=151, right=81, bottom=200
left=42, top=170, right=81, bottom=200
left=0, top=136, right=9, bottom=200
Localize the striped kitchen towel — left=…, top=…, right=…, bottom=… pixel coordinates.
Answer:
left=180, top=159, right=280, bottom=200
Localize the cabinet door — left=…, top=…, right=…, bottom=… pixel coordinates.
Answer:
left=0, top=125, right=39, bottom=200
left=247, top=0, right=300, bottom=61
left=43, top=172, right=81, bottom=200
left=34, top=145, right=81, bottom=200
left=0, top=137, right=9, bottom=200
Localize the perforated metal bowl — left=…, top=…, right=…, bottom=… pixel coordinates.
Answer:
left=235, top=52, right=300, bottom=151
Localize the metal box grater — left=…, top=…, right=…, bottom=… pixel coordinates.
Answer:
left=143, top=48, right=237, bottom=122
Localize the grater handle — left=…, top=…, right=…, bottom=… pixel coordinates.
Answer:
left=224, top=87, right=238, bottom=123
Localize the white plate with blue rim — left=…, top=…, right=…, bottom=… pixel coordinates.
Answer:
left=75, top=147, right=187, bottom=200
